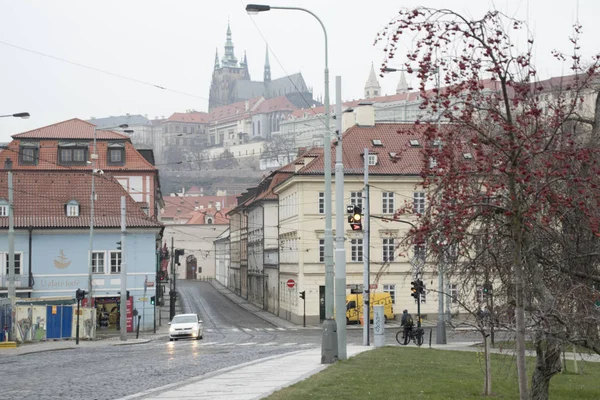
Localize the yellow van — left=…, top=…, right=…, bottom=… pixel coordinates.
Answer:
left=346, top=293, right=394, bottom=324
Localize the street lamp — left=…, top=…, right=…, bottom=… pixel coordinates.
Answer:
left=0, top=112, right=30, bottom=119
left=87, top=123, right=132, bottom=307
left=246, top=3, right=337, bottom=364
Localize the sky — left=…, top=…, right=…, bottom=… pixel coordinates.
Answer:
left=0, top=0, right=598, bottom=142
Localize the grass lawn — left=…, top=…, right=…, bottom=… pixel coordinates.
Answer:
left=266, top=346, right=600, bottom=399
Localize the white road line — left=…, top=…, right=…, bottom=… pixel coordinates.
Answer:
left=231, top=328, right=239, bottom=332
left=277, top=328, right=286, bottom=331
left=201, top=342, right=218, bottom=346
left=242, top=328, right=253, bottom=332
left=216, top=342, right=235, bottom=346
left=237, top=342, right=257, bottom=346
left=281, top=343, right=297, bottom=346
left=258, top=342, right=277, bottom=346
left=266, top=328, right=274, bottom=331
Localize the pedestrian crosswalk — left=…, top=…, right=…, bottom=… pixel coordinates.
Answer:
left=184, top=341, right=315, bottom=348
left=205, top=327, right=297, bottom=333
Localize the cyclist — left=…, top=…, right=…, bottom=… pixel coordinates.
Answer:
left=400, top=309, right=414, bottom=345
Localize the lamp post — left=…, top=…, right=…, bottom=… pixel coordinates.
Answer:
left=87, top=123, right=133, bottom=307
left=0, top=112, right=30, bottom=119
left=246, top=3, right=337, bottom=364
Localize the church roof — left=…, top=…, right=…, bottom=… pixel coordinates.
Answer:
left=365, top=63, right=381, bottom=89
left=266, top=73, right=309, bottom=97
left=231, top=80, right=267, bottom=100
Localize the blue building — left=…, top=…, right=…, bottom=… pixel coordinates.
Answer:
left=0, top=171, right=163, bottom=332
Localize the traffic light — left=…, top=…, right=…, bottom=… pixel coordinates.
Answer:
left=174, top=249, right=185, bottom=266
left=75, top=288, right=87, bottom=301
left=483, top=282, right=492, bottom=294
left=411, top=281, right=419, bottom=299
left=150, top=295, right=155, bottom=305
left=347, top=204, right=363, bottom=231
left=299, top=291, right=306, bottom=300
left=159, top=270, right=167, bottom=281
left=416, top=279, right=425, bottom=295
left=116, top=241, right=122, bottom=250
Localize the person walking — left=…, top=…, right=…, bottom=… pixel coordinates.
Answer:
left=400, top=309, right=414, bottom=345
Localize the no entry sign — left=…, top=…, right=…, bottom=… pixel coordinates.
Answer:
left=287, top=279, right=296, bottom=288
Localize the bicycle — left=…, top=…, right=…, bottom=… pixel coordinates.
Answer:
left=396, top=326, right=424, bottom=346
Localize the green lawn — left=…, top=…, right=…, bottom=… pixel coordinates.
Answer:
left=266, top=346, right=600, bottom=400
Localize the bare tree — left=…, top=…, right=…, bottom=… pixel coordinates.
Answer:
left=379, top=7, right=600, bottom=400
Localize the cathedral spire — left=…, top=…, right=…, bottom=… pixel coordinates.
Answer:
left=396, top=70, right=409, bottom=94
left=364, top=62, right=381, bottom=99
left=214, top=48, right=220, bottom=70
left=222, top=22, right=238, bottom=67
left=264, top=44, right=271, bottom=83
left=241, top=50, right=250, bottom=79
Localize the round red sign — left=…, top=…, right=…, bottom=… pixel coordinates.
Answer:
left=286, top=279, right=295, bottom=288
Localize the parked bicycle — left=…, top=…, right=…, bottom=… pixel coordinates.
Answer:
left=396, top=326, right=424, bottom=346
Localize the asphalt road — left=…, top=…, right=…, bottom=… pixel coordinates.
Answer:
left=0, top=280, right=505, bottom=400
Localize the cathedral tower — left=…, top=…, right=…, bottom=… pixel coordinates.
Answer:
left=364, top=62, right=381, bottom=99
left=208, top=23, right=250, bottom=110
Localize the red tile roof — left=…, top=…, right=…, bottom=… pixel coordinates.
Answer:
left=209, top=97, right=264, bottom=123
left=288, top=123, right=433, bottom=176
left=252, top=96, right=298, bottom=114
left=12, top=118, right=129, bottom=140
left=186, top=208, right=231, bottom=225
left=0, top=171, right=161, bottom=228
left=166, top=112, right=210, bottom=124
left=161, top=195, right=238, bottom=219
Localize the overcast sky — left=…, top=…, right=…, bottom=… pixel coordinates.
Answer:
left=0, top=0, right=598, bottom=141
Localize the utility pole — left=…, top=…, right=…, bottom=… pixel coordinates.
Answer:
left=363, top=148, right=370, bottom=346
left=87, top=127, right=98, bottom=307
left=334, top=76, right=347, bottom=360
left=119, top=196, right=127, bottom=341
left=7, top=171, right=15, bottom=300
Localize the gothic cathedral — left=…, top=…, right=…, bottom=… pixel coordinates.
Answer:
left=208, top=23, right=316, bottom=111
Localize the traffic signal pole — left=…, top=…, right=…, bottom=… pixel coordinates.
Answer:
left=169, top=237, right=175, bottom=320
left=119, top=196, right=127, bottom=342
left=334, top=76, right=347, bottom=360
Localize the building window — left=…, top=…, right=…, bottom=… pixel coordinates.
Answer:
left=0, top=200, right=7, bottom=217
left=350, top=192, right=363, bottom=210
left=319, top=239, right=324, bottom=262
left=92, top=252, right=105, bottom=274
left=108, top=148, right=124, bottom=164
left=110, top=251, right=122, bottom=274
left=318, top=192, right=324, bottom=214
left=66, top=200, right=80, bottom=217
left=414, top=245, right=426, bottom=263
left=19, top=145, right=39, bottom=165
left=383, top=284, right=396, bottom=304
left=413, top=192, right=425, bottom=214
left=58, top=146, right=87, bottom=165
left=382, top=192, right=394, bottom=214
left=368, top=154, right=377, bottom=166
left=4, top=253, right=22, bottom=275
left=450, top=284, right=459, bottom=304
left=383, top=238, right=395, bottom=262
left=351, top=239, right=363, bottom=262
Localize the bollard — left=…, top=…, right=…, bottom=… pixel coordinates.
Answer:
left=373, top=305, right=385, bottom=347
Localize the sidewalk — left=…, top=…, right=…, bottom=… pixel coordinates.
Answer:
left=117, top=345, right=373, bottom=400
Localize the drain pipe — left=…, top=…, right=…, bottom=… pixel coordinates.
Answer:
left=28, top=226, right=34, bottom=287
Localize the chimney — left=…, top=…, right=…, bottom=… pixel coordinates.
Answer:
left=4, top=157, right=13, bottom=170
left=342, top=108, right=356, bottom=133
left=355, top=102, right=375, bottom=127
left=208, top=201, right=213, bottom=209
left=216, top=202, right=221, bottom=211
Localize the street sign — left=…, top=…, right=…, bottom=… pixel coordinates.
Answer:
left=139, top=297, right=147, bottom=302
left=146, top=282, right=155, bottom=287
left=287, top=279, right=295, bottom=289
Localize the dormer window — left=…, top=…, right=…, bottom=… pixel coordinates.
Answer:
left=205, top=216, right=214, bottom=224
left=368, top=154, right=378, bottom=166
left=463, top=153, right=473, bottom=160
left=409, top=139, right=420, bottom=147
left=107, top=142, right=125, bottom=165
left=66, top=200, right=80, bottom=217
left=58, top=142, right=88, bottom=165
left=0, top=199, right=8, bottom=217
left=19, top=142, right=39, bottom=165
left=372, top=139, right=383, bottom=146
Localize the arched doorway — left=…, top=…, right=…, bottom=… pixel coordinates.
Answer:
left=186, top=255, right=197, bottom=280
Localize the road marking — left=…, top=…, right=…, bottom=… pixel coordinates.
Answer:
left=231, top=328, right=239, bottom=332
left=266, top=328, right=274, bottom=331
left=242, top=328, right=253, bottom=332
left=238, top=342, right=257, bottom=346
left=281, top=343, right=297, bottom=346
left=201, top=342, right=218, bottom=346
left=259, top=342, right=277, bottom=346
left=216, top=342, right=235, bottom=346
left=277, top=328, right=285, bottom=331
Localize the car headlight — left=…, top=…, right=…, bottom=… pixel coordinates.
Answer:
left=169, top=327, right=175, bottom=333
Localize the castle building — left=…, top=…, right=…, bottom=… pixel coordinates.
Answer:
left=208, top=23, right=316, bottom=111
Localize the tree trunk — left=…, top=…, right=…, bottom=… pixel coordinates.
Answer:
left=513, top=247, right=529, bottom=399
left=530, top=339, right=562, bottom=400
left=483, top=332, right=492, bottom=395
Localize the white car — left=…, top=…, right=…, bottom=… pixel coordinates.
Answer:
left=169, top=313, right=203, bottom=341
